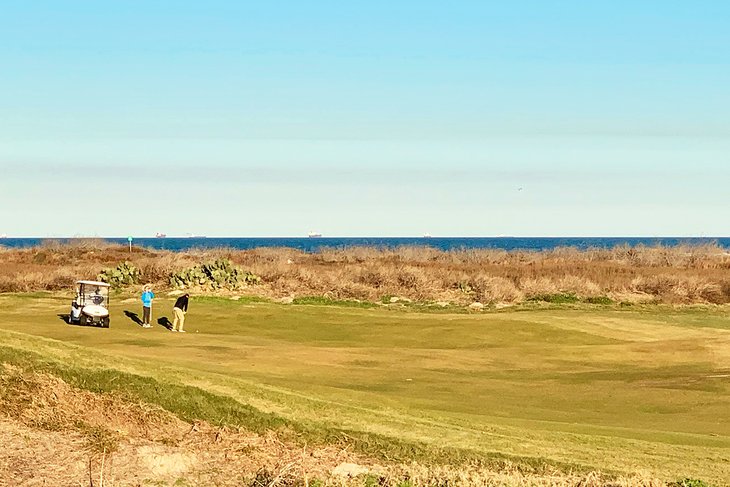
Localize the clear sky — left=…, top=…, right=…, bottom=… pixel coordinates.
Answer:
left=1, top=1, right=728, bottom=237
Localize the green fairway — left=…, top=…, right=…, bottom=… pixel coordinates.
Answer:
left=1, top=293, right=729, bottom=483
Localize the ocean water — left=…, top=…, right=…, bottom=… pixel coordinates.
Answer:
left=1, top=237, right=727, bottom=252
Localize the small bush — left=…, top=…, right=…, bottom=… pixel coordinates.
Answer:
left=584, top=296, right=613, bottom=305
left=358, top=268, right=387, bottom=288
left=671, top=479, right=711, bottom=487
left=248, top=469, right=275, bottom=487
left=396, top=268, right=423, bottom=290
left=457, top=281, right=474, bottom=295
left=79, top=423, right=120, bottom=454
left=529, top=293, right=580, bottom=304
left=98, top=261, right=140, bottom=288
left=363, top=475, right=385, bottom=487
left=470, top=274, right=523, bottom=303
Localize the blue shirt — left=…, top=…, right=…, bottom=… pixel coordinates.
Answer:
left=141, top=291, right=154, bottom=307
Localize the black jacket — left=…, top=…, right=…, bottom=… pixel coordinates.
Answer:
left=174, top=295, right=189, bottom=312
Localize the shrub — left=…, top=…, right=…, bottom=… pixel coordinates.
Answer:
left=555, top=275, right=602, bottom=297
left=671, top=479, right=710, bottom=487
left=457, top=281, right=474, bottom=295
left=358, top=268, right=387, bottom=288
left=470, top=274, right=523, bottom=303
left=397, top=268, right=421, bottom=289
left=519, top=278, right=557, bottom=298
left=47, top=269, right=77, bottom=290
left=98, top=261, right=140, bottom=288
left=170, top=259, right=260, bottom=290
left=631, top=275, right=679, bottom=297
left=529, top=293, right=580, bottom=304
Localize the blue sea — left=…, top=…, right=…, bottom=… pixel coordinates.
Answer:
left=1, top=237, right=727, bottom=252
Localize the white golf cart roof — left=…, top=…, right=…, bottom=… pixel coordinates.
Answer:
left=76, top=280, right=111, bottom=287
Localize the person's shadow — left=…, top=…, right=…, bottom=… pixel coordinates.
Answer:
left=124, top=310, right=143, bottom=326
left=157, top=317, right=173, bottom=330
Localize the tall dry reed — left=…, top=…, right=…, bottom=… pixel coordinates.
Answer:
left=2, top=242, right=730, bottom=305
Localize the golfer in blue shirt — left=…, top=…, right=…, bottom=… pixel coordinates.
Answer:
left=141, top=284, right=155, bottom=328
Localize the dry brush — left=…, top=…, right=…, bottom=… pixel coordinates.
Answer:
left=2, top=242, right=730, bottom=305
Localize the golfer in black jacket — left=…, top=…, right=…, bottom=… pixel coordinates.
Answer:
left=172, top=293, right=189, bottom=333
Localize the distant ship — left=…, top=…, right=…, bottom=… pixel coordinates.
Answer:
left=308, top=232, right=322, bottom=238
left=155, top=232, right=167, bottom=238
left=423, top=233, right=433, bottom=239
left=0, top=234, right=7, bottom=239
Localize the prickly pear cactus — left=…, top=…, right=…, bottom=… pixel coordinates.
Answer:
left=98, top=261, right=140, bottom=287
left=169, top=259, right=260, bottom=289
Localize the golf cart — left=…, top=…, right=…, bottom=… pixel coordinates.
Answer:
left=69, top=280, right=110, bottom=327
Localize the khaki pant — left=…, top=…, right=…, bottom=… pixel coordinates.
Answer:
left=172, top=307, right=185, bottom=331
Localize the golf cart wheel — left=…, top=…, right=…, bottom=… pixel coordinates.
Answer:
left=78, top=315, right=87, bottom=326
left=101, top=317, right=110, bottom=328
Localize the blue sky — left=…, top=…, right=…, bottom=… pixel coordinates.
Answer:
left=1, top=1, right=728, bottom=237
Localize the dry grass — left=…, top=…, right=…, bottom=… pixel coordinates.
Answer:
left=0, top=364, right=671, bottom=486
left=0, top=363, right=184, bottom=444
left=3, top=242, right=730, bottom=305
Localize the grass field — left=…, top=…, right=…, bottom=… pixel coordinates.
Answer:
left=1, top=293, right=729, bottom=484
